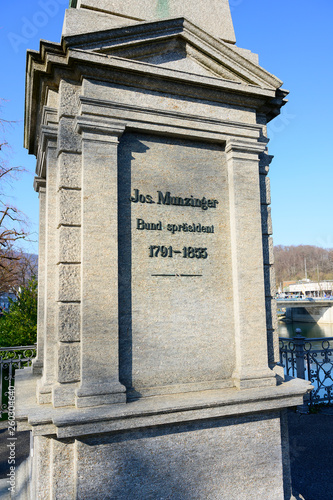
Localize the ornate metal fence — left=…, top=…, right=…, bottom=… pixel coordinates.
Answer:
left=279, top=335, right=333, bottom=405
left=0, top=346, right=36, bottom=419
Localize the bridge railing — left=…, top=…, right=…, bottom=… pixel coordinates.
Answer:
left=279, top=335, right=333, bottom=405
left=0, top=346, right=36, bottom=419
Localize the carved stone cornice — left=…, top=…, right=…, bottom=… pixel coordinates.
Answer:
left=36, top=125, right=58, bottom=179
left=74, top=116, right=126, bottom=143
left=25, top=18, right=288, bottom=156
left=78, top=95, right=264, bottom=144
left=225, top=139, right=267, bottom=161
left=34, top=176, right=47, bottom=193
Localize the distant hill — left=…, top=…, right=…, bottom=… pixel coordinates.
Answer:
left=274, top=245, right=333, bottom=287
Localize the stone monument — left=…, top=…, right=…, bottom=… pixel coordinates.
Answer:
left=16, top=1, right=311, bottom=498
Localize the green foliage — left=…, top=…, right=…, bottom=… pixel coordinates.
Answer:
left=0, top=277, right=37, bottom=347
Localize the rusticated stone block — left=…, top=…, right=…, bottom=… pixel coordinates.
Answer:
left=58, top=116, right=81, bottom=153
left=264, top=264, right=276, bottom=297
left=57, top=189, right=81, bottom=226
left=57, top=264, right=81, bottom=302
left=57, top=343, right=80, bottom=383
left=58, top=226, right=81, bottom=263
left=260, top=174, right=271, bottom=205
left=58, top=303, right=80, bottom=342
left=57, top=153, right=81, bottom=190
left=261, top=205, right=273, bottom=236
left=58, top=80, right=80, bottom=118
left=262, top=235, right=274, bottom=265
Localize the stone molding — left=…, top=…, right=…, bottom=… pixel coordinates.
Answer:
left=33, top=177, right=46, bottom=193
left=225, top=139, right=267, bottom=158
left=35, top=124, right=58, bottom=181
left=16, top=369, right=312, bottom=439
left=25, top=19, right=288, bottom=156
left=79, top=95, right=263, bottom=143
left=74, top=115, right=126, bottom=142
left=63, top=18, right=278, bottom=88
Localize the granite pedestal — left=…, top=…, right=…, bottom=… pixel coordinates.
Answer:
left=15, top=2, right=311, bottom=498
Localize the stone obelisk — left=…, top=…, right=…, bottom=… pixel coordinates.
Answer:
left=16, top=1, right=310, bottom=498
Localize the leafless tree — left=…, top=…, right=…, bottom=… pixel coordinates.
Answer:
left=274, top=245, right=333, bottom=286
left=0, top=100, right=33, bottom=294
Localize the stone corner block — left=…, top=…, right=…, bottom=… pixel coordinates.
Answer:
left=57, top=189, right=81, bottom=226
left=58, top=116, right=81, bottom=153
left=59, top=80, right=80, bottom=118
left=57, top=152, right=82, bottom=190
left=58, top=226, right=81, bottom=263
left=57, top=303, right=81, bottom=342
left=57, top=264, right=81, bottom=302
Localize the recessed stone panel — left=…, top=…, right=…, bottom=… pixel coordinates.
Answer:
left=118, top=132, right=234, bottom=393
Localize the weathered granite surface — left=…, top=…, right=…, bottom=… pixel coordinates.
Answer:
left=67, top=0, right=236, bottom=43
left=16, top=1, right=311, bottom=498
left=15, top=369, right=311, bottom=499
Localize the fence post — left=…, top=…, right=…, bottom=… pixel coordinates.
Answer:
left=294, top=329, right=306, bottom=380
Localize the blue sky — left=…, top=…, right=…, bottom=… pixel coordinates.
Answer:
left=1, top=0, right=332, bottom=254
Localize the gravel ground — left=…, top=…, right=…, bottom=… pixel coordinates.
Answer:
left=0, top=409, right=331, bottom=499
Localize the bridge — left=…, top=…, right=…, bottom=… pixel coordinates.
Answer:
left=276, top=298, right=333, bottom=324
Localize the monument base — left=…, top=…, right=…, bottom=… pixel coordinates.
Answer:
left=16, top=369, right=311, bottom=499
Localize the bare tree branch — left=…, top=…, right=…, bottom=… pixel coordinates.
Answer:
left=0, top=100, right=33, bottom=293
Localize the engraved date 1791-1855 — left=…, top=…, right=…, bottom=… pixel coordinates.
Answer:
left=149, top=245, right=208, bottom=259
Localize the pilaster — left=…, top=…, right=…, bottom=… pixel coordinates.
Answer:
left=74, top=116, right=127, bottom=407
left=36, top=127, right=58, bottom=403
left=32, top=177, right=46, bottom=375
left=53, top=79, right=83, bottom=407
left=226, top=139, right=276, bottom=389
left=259, top=151, right=280, bottom=370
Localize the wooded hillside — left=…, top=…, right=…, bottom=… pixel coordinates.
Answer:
left=274, top=245, right=333, bottom=287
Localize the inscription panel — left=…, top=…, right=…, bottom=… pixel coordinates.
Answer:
left=118, top=133, right=234, bottom=393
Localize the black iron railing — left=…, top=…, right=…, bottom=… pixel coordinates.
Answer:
left=1, top=340, right=332, bottom=414
left=279, top=335, right=333, bottom=405
left=0, top=346, right=36, bottom=419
